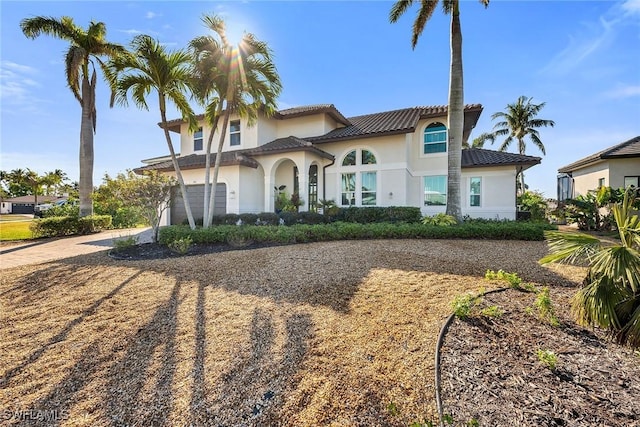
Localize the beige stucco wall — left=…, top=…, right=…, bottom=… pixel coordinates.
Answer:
left=275, top=114, right=334, bottom=139
left=571, top=161, right=609, bottom=197
left=238, top=166, right=265, bottom=214
left=608, top=158, right=640, bottom=189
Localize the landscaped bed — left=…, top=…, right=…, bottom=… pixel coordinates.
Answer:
left=1, top=239, right=638, bottom=426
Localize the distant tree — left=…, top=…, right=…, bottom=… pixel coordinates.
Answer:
left=476, top=95, right=555, bottom=192
left=42, top=169, right=69, bottom=195
left=463, top=133, right=488, bottom=149
left=124, top=171, right=175, bottom=243
left=21, top=16, right=126, bottom=217
left=190, top=14, right=282, bottom=227
left=108, top=35, right=198, bottom=229
left=3, top=169, right=47, bottom=204
left=390, top=0, right=490, bottom=222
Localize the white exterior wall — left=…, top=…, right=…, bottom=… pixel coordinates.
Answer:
left=238, top=166, right=265, bottom=213
left=276, top=115, right=331, bottom=139
left=1, top=202, right=11, bottom=214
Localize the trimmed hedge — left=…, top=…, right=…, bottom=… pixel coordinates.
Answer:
left=184, top=207, right=422, bottom=227
left=30, top=215, right=112, bottom=238
left=159, top=220, right=554, bottom=246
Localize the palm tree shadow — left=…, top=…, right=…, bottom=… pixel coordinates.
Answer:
left=106, top=281, right=181, bottom=426
left=189, top=284, right=312, bottom=426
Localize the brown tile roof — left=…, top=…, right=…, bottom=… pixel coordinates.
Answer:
left=246, top=136, right=334, bottom=160
left=135, top=152, right=259, bottom=173
left=308, top=104, right=483, bottom=143
left=558, top=136, right=640, bottom=173
left=274, top=104, right=351, bottom=126
left=462, top=148, right=541, bottom=169
left=160, top=104, right=352, bottom=133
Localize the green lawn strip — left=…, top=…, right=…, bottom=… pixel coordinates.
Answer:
left=0, top=214, right=34, bottom=222
left=0, top=221, right=34, bottom=241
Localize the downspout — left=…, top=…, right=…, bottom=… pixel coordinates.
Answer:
left=322, top=156, right=336, bottom=202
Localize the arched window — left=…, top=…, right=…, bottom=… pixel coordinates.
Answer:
left=342, top=150, right=356, bottom=166
left=340, top=148, right=378, bottom=206
left=424, top=123, right=447, bottom=154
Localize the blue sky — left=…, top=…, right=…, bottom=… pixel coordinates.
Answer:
left=1, top=0, right=639, bottom=198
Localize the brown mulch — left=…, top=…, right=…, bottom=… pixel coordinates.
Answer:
left=440, top=283, right=640, bottom=427
left=1, top=239, right=638, bottom=426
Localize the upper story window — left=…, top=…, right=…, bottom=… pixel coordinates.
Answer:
left=230, top=120, right=241, bottom=146
left=194, top=127, right=203, bottom=151
left=362, top=149, right=377, bottom=165
left=424, top=123, right=447, bottom=154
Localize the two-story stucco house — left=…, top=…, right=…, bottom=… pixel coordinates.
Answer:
left=557, top=136, right=640, bottom=201
left=137, top=103, right=541, bottom=225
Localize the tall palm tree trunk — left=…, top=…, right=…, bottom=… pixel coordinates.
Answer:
left=202, top=106, right=222, bottom=225
left=159, top=96, right=196, bottom=229
left=79, top=75, right=94, bottom=217
left=446, top=0, right=464, bottom=222
left=206, top=107, right=231, bottom=227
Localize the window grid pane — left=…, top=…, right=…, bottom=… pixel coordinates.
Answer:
left=361, top=150, right=377, bottom=165
left=341, top=173, right=356, bottom=206
left=424, top=124, right=447, bottom=154
left=361, top=172, right=376, bottom=206
left=470, top=177, right=481, bottom=207
left=342, top=150, right=356, bottom=166
left=229, top=120, right=241, bottom=146
left=424, top=176, right=446, bottom=206
left=194, top=127, right=203, bottom=151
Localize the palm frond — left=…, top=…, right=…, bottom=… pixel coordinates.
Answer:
left=571, top=273, right=626, bottom=330
left=539, top=230, right=602, bottom=265
left=591, top=246, right=640, bottom=293
left=618, top=301, right=640, bottom=348
left=389, top=0, right=415, bottom=23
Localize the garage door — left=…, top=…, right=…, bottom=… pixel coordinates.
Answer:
left=171, top=183, right=226, bottom=225
left=12, top=203, right=34, bottom=214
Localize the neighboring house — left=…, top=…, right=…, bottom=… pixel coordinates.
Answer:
left=557, top=136, right=640, bottom=201
left=137, top=103, right=541, bottom=225
left=0, top=195, right=63, bottom=214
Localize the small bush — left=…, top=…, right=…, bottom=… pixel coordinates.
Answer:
left=451, top=293, right=479, bottom=319
left=113, top=235, right=138, bottom=251
left=485, top=269, right=523, bottom=289
left=536, top=349, right=558, bottom=370
left=481, top=305, right=504, bottom=318
left=422, top=213, right=457, bottom=226
left=532, top=287, right=560, bottom=327
left=167, top=236, right=192, bottom=255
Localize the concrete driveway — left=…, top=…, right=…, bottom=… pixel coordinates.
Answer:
left=0, top=227, right=153, bottom=269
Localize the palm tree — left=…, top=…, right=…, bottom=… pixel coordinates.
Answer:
left=463, top=133, right=488, bottom=149
left=477, top=95, right=555, bottom=193
left=108, top=34, right=198, bottom=229
left=390, top=0, right=489, bottom=222
left=190, top=14, right=282, bottom=227
left=540, top=188, right=640, bottom=348
left=21, top=16, right=126, bottom=217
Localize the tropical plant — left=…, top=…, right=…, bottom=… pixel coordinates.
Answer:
left=517, top=190, right=548, bottom=221
left=190, top=14, right=282, bottom=227
left=476, top=96, right=555, bottom=193
left=563, top=186, right=626, bottom=231
left=108, top=34, right=198, bottom=229
left=21, top=16, right=126, bottom=217
left=540, top=188, right=640, bottom=348
left=390, top=0, right=489, bottom=222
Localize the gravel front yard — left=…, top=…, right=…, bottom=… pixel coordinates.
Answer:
left=1, top=239, right=586, bottom=426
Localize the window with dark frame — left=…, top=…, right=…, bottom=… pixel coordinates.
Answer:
left=194, top=127, right=203, bottom=151
left=230, top=120, right=241, bottom=146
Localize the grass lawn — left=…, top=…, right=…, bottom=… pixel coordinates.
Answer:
left=0, top=219, right=33, bottom=241
left=0, top=239, right=582, bottom=426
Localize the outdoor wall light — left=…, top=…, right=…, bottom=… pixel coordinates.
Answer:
left=389, top=192, right=393, bottom=198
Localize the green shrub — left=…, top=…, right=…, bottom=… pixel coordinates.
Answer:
left=451, top=293, right=479, bottom=319
left=485, top=269, right=523, bottom=289
left=422, top=213, right=457, bottom=226
left=30, top=215, right=112, bottom=237
left=481, top=305, right=504, bottom=318
left=536, top=349, right=558, bottom=370
left=167, top=236, right=192, bottom=255
left=159, top=221, right=554, bottom=245
left=334, top=206, right=422, bottom=224
left=113, top=235, right=138, bottom=251
left=532, top=287, right=560, bottom=327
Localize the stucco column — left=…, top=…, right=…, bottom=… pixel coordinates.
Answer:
left=264, top=175, right=274, bottom=213
left=297, top=168, right=308, bottom=212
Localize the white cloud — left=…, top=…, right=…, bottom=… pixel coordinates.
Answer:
left=0, top=60, right=46, bottom=114
left=622, top=0, right=640, bottom=16
left=604, top=84, right=640, bottom=99
left=540, top=2, right=636, bottom=76
left=146, top=11, right=161, bottom=19
left=119, top=29, right=143, bottom=35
